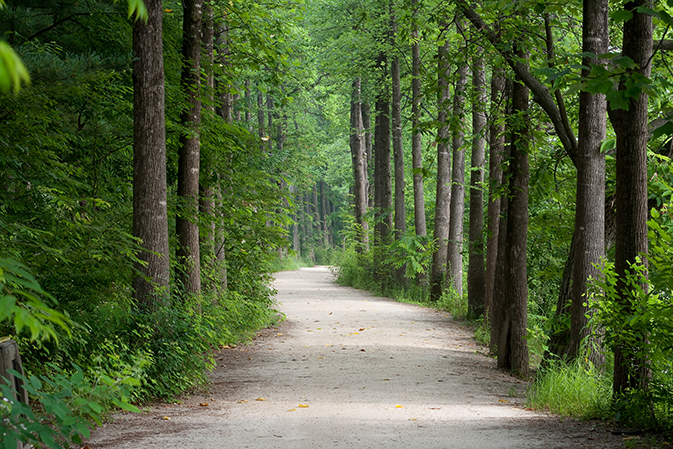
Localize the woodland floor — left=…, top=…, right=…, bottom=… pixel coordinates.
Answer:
left=86, top=266, right=625, bottom=448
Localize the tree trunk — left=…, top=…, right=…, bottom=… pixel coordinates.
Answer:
left=568, top=0, right=609, bottom=365
left=467, top=47, right=486, bottom=319
left=320, top=181, right=329, bottom=246
left=411, top=0, right=426, bottom=240
left=609, top=0, right=652, bottom=394
left=350, top=77, right=369, bottom=252
left=257, top=91, right=265, bottom=145
left=290, top=185, right=300, bottom=256
left=132, top=0, right=170, bottom=308
left=176, top=0, right=203, bottom=297
left=362, top=102, right=374, bottom=209
left=498, top=69, right=530, bottom=377
left=485, top=69, right=505, bottom=325
left=374, top=63, right=392, bottom=247
left=430, top=38, right=452, bottom=301
left=446, top=61, right=468, bottom=299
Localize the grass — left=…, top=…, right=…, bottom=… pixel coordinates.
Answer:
left=526, top=359, right=612, bottom=419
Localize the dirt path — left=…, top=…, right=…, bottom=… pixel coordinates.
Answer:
left=87, top=267, right=621, bottom=448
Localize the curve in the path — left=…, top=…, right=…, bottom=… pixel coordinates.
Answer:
left=86, top=267, right=620, bottom=449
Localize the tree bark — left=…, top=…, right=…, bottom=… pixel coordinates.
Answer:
left=446, top=61, right=468, bottom=299
left=485, top=69, right=505, bottom=325
left=498, top=69, right=530, bottom=377
left=430, top=38, right=452, bottom=301
left=609, top=0, right=652, bottom=394
left=176, top=0, right=203, bottom=297
left=132, top=0, right=170, bottom=308
left=362, top=102, right=374, bottom=209
left=350, top=77, right=369, bottom=252
left=374, top=60, right=393, bottom=247
left=411, top=0, right=426, bottom=240
left=467, top=47, right=486, bottom=319
left=568, top=0, right=608, bottom=365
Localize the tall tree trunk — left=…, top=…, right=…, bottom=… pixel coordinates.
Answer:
left=430, top=38, right=452, bottom=301
left=568, top=0, right=608, bottom=364
left=199, top=4, right=215, bottom=287
left=411, top=0, right=426, bottom=240
left=245, top=79, right=252, bottom=131
left=374, top=60, right=393, bottom=247
left=257, top=91, right=265, bottom=146
left=392, top=56, right=405, bottom=242
left=312, top=185, right=320, bottom=247
left=609, top=0, right=652, bottom=394
left=446, top=61, right=468, bottom=299
left=215, top=20, right=232, bottom=122
left=176, top=0, right=203, bottom=297
left=132, top=0, right=170, bottom=308
left=485, top=69, right=505, bottom=325
left=467, top=47, right=486, bottom=319
left=320, top=181, right=329, bottom=246
left=290, top=185, right=300, bottom=256
left=498, top=68, right=530, bottom=376
left=362, top=102, right=374, bottom=209
left=350, top=77, right=369, bottom=252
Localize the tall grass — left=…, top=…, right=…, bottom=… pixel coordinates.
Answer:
left=527, top=360, right=612, bottom=419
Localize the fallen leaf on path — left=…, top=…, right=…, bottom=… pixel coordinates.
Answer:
left=298, top=404, right=309, bottom=408
left=307, top=330, right=313, bottom=332
left=383, top=378, right=390, bottom=381
left=328, top=312, right=332, bottom=315
left=277, top=333, right=283, bottom=336
left=359, top=328, right=365, bottom=331
left=163, top=416, right=171, bottom=420
left=499, top=399, right=510, bottom=403
left=428, top=408, right=441, bottom=410
left=317, top=356, right=324, bottom=359
left=288, top=408, right=296, bottom=412
left=360, top=349, right=366, bottom=352
left=237, top=400, right=248, bottom=403
left=395, top=405, right=404, bottom=408
left=199, top=403, right=209, bottom=406
left=256, top=398, right=267, bottom=401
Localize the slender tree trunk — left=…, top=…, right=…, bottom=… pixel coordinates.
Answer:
left=411, top=0, right=426, bottom=240
left=498, top=68, right=530, bottom=376
left=350, top=77, right=369, bottom=252
left=320, top=181, right=328, bottom=246
left=176, top=0, right=203, bottom=297
left=362, top=102, right=374, bottom=209
left=290, top=185, right=300, bottom=256
left=257, top=91, right=265, bottom=145
left=391, top=11, right=405, bottom=283
left=610, top=0, right=652, bottom=394
left=430, top=38, right=452, bottom=301
left=199, top=3, right=215, bottom=287
left=568, top=0, right=608, bottom=364
left=467, top=47, right=486, bottom=319
left=132, top=0, right=170, bottom=308
left=245, top=79, right=252, bottom=131
left=215, top=20, right=232, bottom=122
left=374, top=64, right=393, bottom=247
left=446, top=61, right=468, bottom=298
left=312, top=185, right=320, bottom=247
left=485, top=69, right=505, bottom=325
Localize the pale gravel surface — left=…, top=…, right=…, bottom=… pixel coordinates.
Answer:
left=86, top=266, right=623, bottom=448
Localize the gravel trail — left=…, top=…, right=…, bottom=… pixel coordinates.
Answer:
left=86, top=267, right=622, bottom=448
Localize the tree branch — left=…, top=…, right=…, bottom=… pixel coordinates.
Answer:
left=457, top=2, right=578, bottom=163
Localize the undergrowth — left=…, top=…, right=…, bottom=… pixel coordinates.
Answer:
left=526, top=359, right=612, bottom=419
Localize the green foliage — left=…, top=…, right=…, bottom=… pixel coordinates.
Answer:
left=0, top=364, right=139, bottom=449
left=0, top=258, right=70, bottom=342
left=527, top=359, right=612, bottom=419
left=384, top=234, right=435, bottom=280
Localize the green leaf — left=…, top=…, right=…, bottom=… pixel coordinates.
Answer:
left=610, top=9, right=634, bottom=22
left=127, top=0, right=148, bottom=21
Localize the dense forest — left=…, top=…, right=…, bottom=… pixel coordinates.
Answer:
left=2, top=0, right=673, bottom=445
